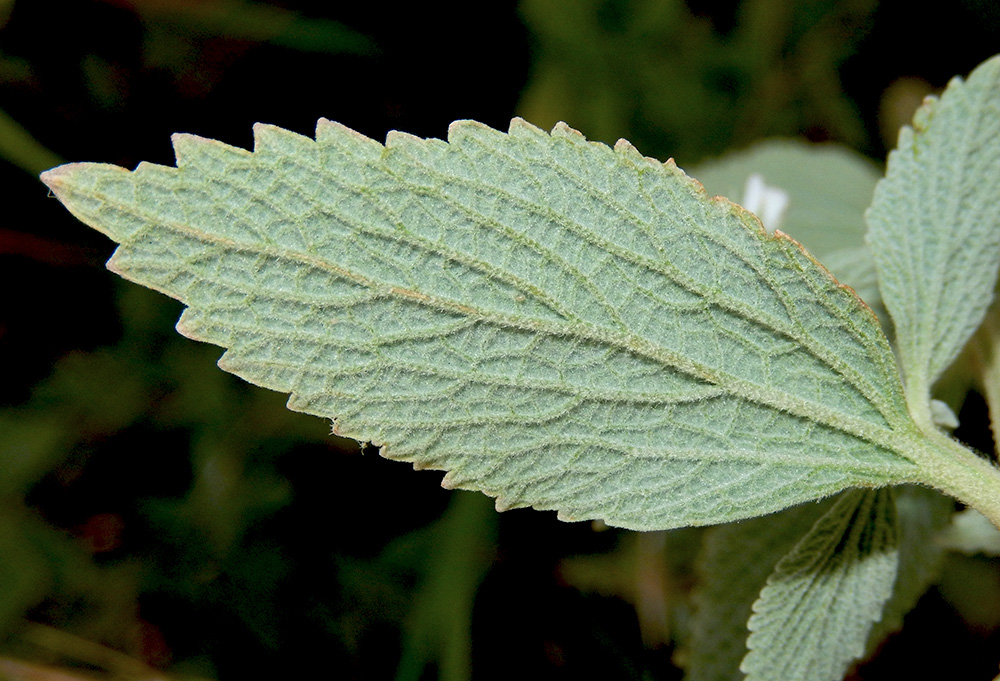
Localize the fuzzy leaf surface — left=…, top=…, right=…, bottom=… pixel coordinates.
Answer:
left=742, top=488, right=898, bottom=681
left=865, top=487, right=952, bottom=649
left=866, top=54, right=1000, bottom=404
left=687, top=500, right=830, bottom=681
left=694, top=139, right=883, bottom=310
left=43, top=118, right=920, bottom=530
left=694, top=139, right=880, bottom=259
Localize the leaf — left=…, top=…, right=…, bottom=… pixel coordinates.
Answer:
left=819, top=247, right=882, bottom=318
left=970, top=300, right=1000, bottom=453
left=0, top=514, right=52, bottom=635
left=686, top=499, right=831, bottom=681
left=865, top=486, right=952, bottom=649
left=42, top=118, right=922, bottom=530
left=693, top=139, right=881, bottom=259
left=131, top=0, right=377, bottom=55
left=395, top=491, right=496, bottom=681
left=693, top=139, right=883, bottom=309
left=866, top=54, right=1000, bottom=411
left=687, top=487, right=948, bottom=681
left=0, top=107, right=62, bottom=176
left=518, top=0, right=875, bottom=161
left=741, top=488, right=898, bottom=681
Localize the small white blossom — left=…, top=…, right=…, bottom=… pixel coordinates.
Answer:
left=741, top=173, right=790, bottom=234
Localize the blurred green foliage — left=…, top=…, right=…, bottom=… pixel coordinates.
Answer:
left=518, top=0, right=874, bottom=164
left=4, top=0, right=1000, bottom=679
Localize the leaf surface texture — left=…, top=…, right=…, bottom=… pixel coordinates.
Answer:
left=867, top=55, right=1000, bottom=405
left=43, top=118, right=919, bottom=530
left=687, top=500, right=829, bottom=681
left=742, top=489, right=899, bottom=681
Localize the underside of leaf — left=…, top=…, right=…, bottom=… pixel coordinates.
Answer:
left=867, top=54, right=1000, bottom=410
left=742, top=488, right=899, bottom=681
left=42, top=118, right=921, bottom=530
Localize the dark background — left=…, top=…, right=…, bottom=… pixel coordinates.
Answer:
left=2, top=1, right=1000, bottom=679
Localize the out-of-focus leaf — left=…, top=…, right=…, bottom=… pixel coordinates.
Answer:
left=518, top=0, right=876, bottom=162
left=693, top=139, right=880, bottom=259
left=866, top=487, right=952, bottom=650
left=395, top=491, right=496, bottom=681
left=687, top=487, right=952, bottom=681
left=970, top=301, right=1000, bottom=453
left=0, top=108, right=62, bottom=176
left=692, top=139, right=882, bottom=306
left=0, top=414, right=73, bottom=498
left=0, top=0, right=14, bottom=29
left=937, top=553, right=1000, bottom=632
left=686, top=500, right=829, bottom=681
left=559, top=529, right=691, bottom=648
left=0, top=514, right=52, bottom=636
left=938, top=508, right=1000, bottom=556
left=119, top=0, right=377, bottom=55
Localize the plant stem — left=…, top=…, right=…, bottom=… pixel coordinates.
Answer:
left=915, top=428, right=1000, bottom=531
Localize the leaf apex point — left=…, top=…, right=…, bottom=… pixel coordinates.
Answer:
left=39, top=163, right=74, bottom=189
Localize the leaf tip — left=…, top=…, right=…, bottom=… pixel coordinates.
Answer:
left=39, top=163, right=73, bottom=193
left=39, top=162, right=136, bottom=240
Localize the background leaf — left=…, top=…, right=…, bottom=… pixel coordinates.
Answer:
left=686, top=499, right=830, bottom=681
left=394, top=491, right=496, bottom=681
left=687, top=486, right=951, bottom=681
left=866, top=54, right=1000, bottom=412
left=518, top=0, right=876, bottom=163
left=43, top=118, right=920, bottom=531
left=0, top=108, right=62, bottom=176
left=742, top=488, right=898, bottom=681
left=970, top=300, right=1000, bottom=452
left=864, top=486, right=953, bottom=649
left=693, top=139, right=882, bottom=307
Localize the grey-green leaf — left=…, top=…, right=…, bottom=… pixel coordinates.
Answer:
left=865, top=486, right=952, bottom=650
left=866, top=54, right=1000, bottom=409
left=686, top=500, right=831, bottom=681
left=692, top=139, right=884, bottom=311
left=742, top=488, right=899, bottom=681
left=815, top=246, right=882, bottom=321
left=42, top=118, right=920, bottom=531
left=693, top=139, right=881, bottom=260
